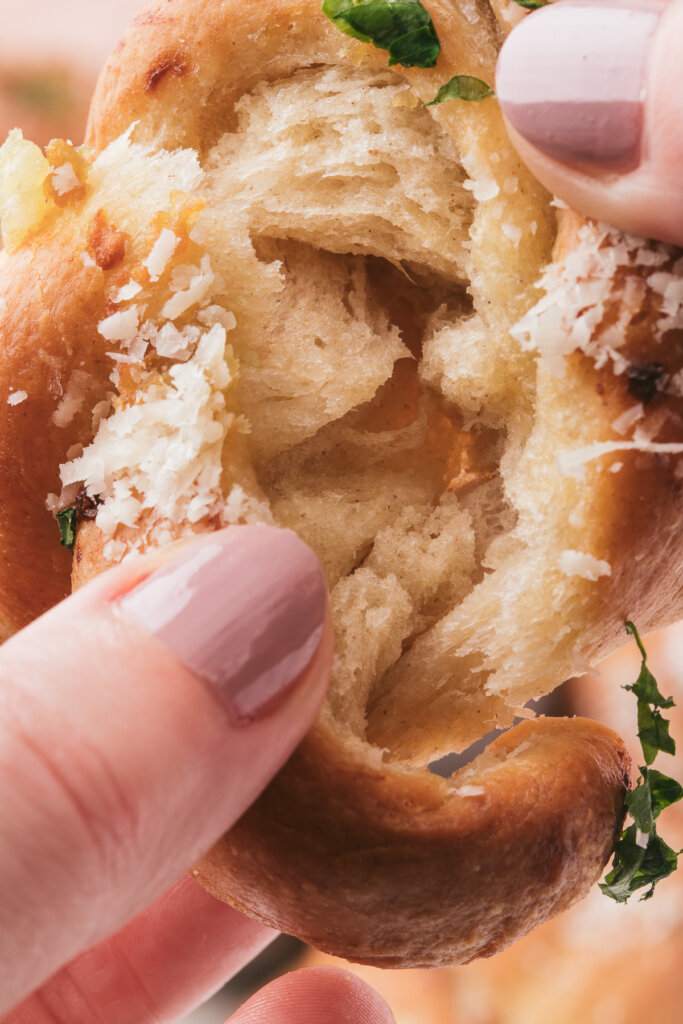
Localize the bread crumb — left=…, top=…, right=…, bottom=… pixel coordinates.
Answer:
left=502, top=222, right=522, bottom=246
left=559, top=550, right=612, bottom=581
left=392, top=88, right=420, bottom=109
left=513, top=705, right=537, bottom=720
left=463, top=178, right=499, bottom=201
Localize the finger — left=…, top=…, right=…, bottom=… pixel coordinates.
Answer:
left=496, top=0, right=683, bottom=245
left=227, top=967, right=396, bottom=1024
left=7, top=877, right=276, bottom=1024
left=0, top=526, right=332, bottom=1013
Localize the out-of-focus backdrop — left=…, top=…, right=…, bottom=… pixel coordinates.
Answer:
left=2, top=3, right=682, bottom=1022
left=0, top=1, right=143, bottom=147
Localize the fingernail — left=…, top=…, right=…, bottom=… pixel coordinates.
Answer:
left=119, top=527, right=327, bottom=723
left=496, top=0, right=665, bottom=170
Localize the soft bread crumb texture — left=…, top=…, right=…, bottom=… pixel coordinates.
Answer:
left=24, top=60, right=681, bottom=766
left=54, top=65, right=561, bottom=761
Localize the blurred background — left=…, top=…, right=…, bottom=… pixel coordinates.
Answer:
left=2, top=2, right=682, bottom=1022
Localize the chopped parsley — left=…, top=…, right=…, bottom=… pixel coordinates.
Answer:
left=511, top=0, right=548, bottom=8
left=599, top=622, right=682, bottom=903
left=322, top=0, right=440, bottom=67
left=425, top=75, right=494, bottom=105
left=56, top=507, right=77, bottom=552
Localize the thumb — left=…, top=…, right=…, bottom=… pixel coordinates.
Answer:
left=496, top=0, right=683, bottom=245
left=0, top=526, right=331, bottom=1013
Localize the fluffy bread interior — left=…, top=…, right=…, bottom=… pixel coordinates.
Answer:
left=17, top=56, right=675, bottom=774
left=47, top=64, right=558, bottom=769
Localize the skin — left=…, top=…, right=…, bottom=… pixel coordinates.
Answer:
left=0, top=528, right=393, bottom=1023
left=496, top=0, right=683, bottom=245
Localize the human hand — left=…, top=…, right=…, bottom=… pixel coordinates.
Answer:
left=0, top=526, right=394, bottom=1023
left=496, top=0, right=683, bottom=245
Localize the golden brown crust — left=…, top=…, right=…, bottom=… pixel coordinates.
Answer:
left=86, top=0, right=502, bottom=154
left=0, top=215, right=115, bottom=637
left=194, top=717, right=629, bottom=967
left=297, top=633, right=683, bottom=1016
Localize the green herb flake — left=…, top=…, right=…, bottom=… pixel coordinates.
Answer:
left=512, top=0, right=549, bottom=8
left=648, top=768, right=683, bottom=818
left=322, top=0, right=440, bottom=68
left=425, top=74, right=494, bottom=106
left=599, top=622, right=682, bottom=903
left=625, top=620, right=676, bottom=763
left=56, top=507, right=77, bottom=552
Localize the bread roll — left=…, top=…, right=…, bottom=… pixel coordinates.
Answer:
left=296, top=629, right=683, bottom=1019
left=0, top=0, right=680, bottom=966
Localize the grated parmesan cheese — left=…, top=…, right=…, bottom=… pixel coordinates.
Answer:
left=51, top=162, right=81, bottom=197
left=7, top=390, right=27, bottom=406
left=60, top=324, right=235, bottom=536
left=611, top=404, right=644, bottom=436
left=162, top=255, right=215, bottom=320
left=557, top=440, right=683, bottom=479
left=98, top=307, right=139, bottom=343
left=559, top=550, right=612, bottom=581
left=107, top=335, right=148, bottom=364
left=45, top=482, right=80, bottom=514
left=153, top=322, right=200, bottom=360
left=649, top=267, right=683, bottom=332
left=511, top=221, right=682, bottom=375
left=143, top=228, right=180, bottom=282
left=197, top=304, right=237, bottom=331
left=103, top=539, right=129, bottom=563
left=113, top=280, right=143, bottom=303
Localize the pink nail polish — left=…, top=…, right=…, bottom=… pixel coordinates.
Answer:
left=496, top=0, right=665, bottom=170
left=119, top=527, right=327, bottom=723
